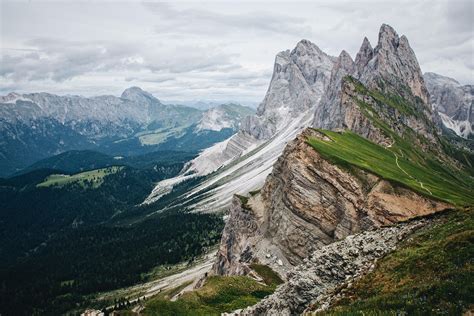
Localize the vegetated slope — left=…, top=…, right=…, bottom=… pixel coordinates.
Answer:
left=307, top=130, right=474, bottom=206
left=16, top=149, right=196, bottom=175
left=37, top=166, right=124, bottom=188
left=313, top=209, right=473, bottom=315
left=0, top=212, right=224, bottom=316
left=0, top=151, right=225, bottom=315
left=142, top=264, right=283, bottom=316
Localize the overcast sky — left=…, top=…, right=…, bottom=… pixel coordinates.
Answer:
left=1, top=0, right=472, bottom=104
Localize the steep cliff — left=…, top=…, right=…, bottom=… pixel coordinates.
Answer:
left=213, top=129, right=452, bottom=277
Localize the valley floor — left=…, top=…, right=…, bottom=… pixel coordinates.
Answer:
left=83, top=250, right=217, bottom=314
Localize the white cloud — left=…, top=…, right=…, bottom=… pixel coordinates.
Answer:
left=0, top=0, right=472, bottom=102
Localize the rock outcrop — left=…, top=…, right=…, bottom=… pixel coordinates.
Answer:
left=237, top=217, right=434, bottom=315
left=213, top=128, right=450, bottom=277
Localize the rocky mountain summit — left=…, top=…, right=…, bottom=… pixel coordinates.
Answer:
left=314, top=24, right=437, bottom=146
left=144, top=24, right=471, bottom=212
left=240, top=40, right=334, bottom=140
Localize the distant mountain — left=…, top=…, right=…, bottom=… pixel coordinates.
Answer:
left=0, top=88, right=254, bottom=176
left=424, top=72, right=473, bottom=139
left=196, top=103, right=255, bottom=132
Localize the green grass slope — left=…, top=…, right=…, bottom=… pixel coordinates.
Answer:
left=142, top=265, right=283, bottom=316
left=314, top=209, right=474, bottom=315
left=307, top=130, right=474, bottom=206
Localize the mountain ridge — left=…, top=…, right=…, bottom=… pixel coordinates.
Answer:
left=209, top=23, right=474, bottom=315
left=0, top=89, right=253, bottom=176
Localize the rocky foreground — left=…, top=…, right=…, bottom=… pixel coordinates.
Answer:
left=234, top=216, right=433, bottom=315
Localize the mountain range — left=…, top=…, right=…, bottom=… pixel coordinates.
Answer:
left=0, top=89, right=254, bottom=176
left=207, top=24, right=473, bottom=315
left=143, top=25, right=472, bottom=212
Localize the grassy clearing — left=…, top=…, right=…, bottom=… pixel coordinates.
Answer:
left=142, top=266, right=282, bottom=315
left=143, top=276, right=274, bottom=315
left=315, top=209, right=474, bottom=315
left=307, top=130, right=474, bottom=206
left=138, top=126, right=189, bottom=146
left=37, top=166, right=123, bottom=189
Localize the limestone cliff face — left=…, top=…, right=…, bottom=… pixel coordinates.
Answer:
left=214, top=129, right=450, bottom=276
left=240, top=39, right=335, bottom=140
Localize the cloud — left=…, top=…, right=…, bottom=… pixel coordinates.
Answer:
left=1, top=37, right=240, bottom=82
left=144, top=2, right=313, bottom=37
left=0, top=0, right=472, bottom=102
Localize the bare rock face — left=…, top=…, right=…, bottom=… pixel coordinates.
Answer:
left=424, top=72, right=473, bottom=139
left=313, top=51, right=356, bottom=130
left=214, top=128, right=450, bottom=276
left=241, top=39, right=335, bottom=140
left=145, top=40, right=336, bottom=209
left=358, top=24, right=430, bottom=105
left=213, top=196, right=264, bottom=276
left=238, top=217, right=433, bottom=315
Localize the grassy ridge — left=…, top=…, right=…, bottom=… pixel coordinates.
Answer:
left=315, top=209, right=474, bottom=315
left=307, top=130, right=474, bottom=206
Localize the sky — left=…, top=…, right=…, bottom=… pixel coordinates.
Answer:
left=1, top=0, right=473, bottom=104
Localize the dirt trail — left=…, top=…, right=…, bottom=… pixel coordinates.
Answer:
left=389, top=142, right=433, bottom=196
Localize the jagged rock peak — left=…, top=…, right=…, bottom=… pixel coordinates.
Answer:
left=377, top=23, right=399, bottom=49
left=121, top=86, right=160, bottom=104
left=243, top=39, right=334, bottom=139
left=362, top=24, right=429, bottom=103
left=354, top=36, right=373, bottom=76
left=336, top=50, right=354, bottom=68
left=292, top=39, right=325, bottom=56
